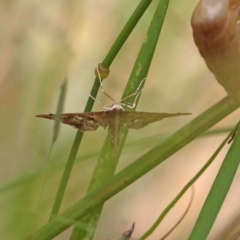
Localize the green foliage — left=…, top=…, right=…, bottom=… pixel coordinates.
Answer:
left=189, top=122, right=240, bottom=239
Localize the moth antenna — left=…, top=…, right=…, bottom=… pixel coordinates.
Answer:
left=96, top=65, right=116, bottom=103
left=121, top=77, right=146, bottom=102
left=89, top=93, right=109, bottom=110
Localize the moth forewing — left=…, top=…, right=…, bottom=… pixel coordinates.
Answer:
left=36, top=112, right=109, bottom=131
left=122, top=112, right=191, bottom=129
left=36, top=110, right=191, bottom=154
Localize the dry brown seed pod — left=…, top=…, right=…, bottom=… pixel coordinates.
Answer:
left=191, top=0, right=240, bottom=101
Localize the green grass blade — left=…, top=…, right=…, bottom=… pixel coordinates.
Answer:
left=139, top=122, right=239, bottom=240
left=0, top=130, right=170, bottom=196
left=2, top=126, right=233, bottom=197
left=37, top=80, right=67, bottom=209
left=49, top=130, right=84, bottom=221
left=49, top=0, right=152, bottom=220
left=52, top=79, right=67, bottom=143
left=25, top=96, right=239, bottom=240
left=70, top=0, right=170, bottom=239
left=188, top=123, right=240, bottom=240
left=102, top=0, right=152, bottom=67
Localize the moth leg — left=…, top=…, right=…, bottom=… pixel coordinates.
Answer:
left=121, top=78, right=146, bottom=102
left=89, top=93, right=109, bottom=110
left=121, top=103, right=135, bottom=109
left=121, top=102, right=132, bottom=105
left=121, top=89, right=142, bottom=109
left=96, top=65, right=116, bottom=103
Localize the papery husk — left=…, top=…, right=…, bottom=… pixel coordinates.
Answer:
left=191, top=0, right=240, bottom=101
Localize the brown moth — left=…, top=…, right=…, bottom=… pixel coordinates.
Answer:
left=36, top=66, right=191, bottom=153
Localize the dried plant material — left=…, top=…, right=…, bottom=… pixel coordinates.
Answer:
left=120, top=223, right=135, bottom=240
left=191, top=0, right=240, bottom=101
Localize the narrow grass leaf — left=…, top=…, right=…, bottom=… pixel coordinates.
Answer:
left=37, top=80, right=67, bottom=209
left=159, top=186, right=194, bottom=240
left=139, top=122, right=239, bottom=240
left=52, top=79, right=67, bottom=143
left=188, top=122, right=240, bottom=240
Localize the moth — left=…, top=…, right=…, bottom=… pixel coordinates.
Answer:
left=36, top=66, right=191, bottom=153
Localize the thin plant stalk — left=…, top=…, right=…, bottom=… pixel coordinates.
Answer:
left=188, top=122, right=240, bottom=240
left=52, top=79, right=67, bottom=143
left=159, top=186, right=194, bottom=240
left=139, top=122, right=239, bottom=240
left=37, top=80, right=67, bottom=209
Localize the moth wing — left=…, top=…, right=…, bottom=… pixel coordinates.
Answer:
left=122, top=112, right=191, bottom=129
left=36, top=112, right=111, bottom=131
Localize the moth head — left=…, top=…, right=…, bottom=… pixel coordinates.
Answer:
left=109, top=103, right=125, bottom=111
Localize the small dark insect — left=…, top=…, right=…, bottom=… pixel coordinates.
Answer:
left=36, top=66, right=191, bottom=153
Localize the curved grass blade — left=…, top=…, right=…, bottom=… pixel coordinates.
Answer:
left=52, top=79, right=67, bottom=143
left=139, top=122, right=239, bottom=240
left=25, top=96, right=239, bottom=240
left=188, top=122, right=240, bottom=240
left=36, top=79, right=67, bottom=209
left=159, top=186, right=194, bottom=240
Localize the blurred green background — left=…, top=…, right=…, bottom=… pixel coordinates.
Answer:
left=1, top=0, right=240, bottom=239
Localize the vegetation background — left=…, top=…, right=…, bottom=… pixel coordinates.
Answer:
left=1, top=0, right=240, bottom=239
